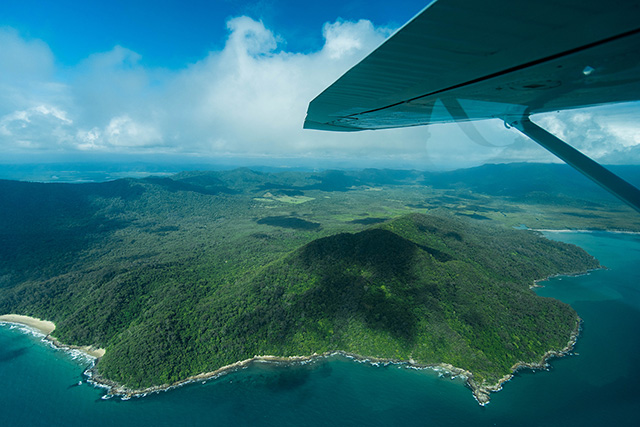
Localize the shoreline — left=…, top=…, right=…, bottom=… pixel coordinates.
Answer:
left=87, top=351, right=474, bottom=401
left=531, top=266, right=603, bottom=289
left=89, top=328, right=579, bottom=407
left=514, top=226, right=640, bottom=234
left=0, top=314, right=106, bottom=358
left=466, top=316, right=582, bottom=405
left=0, top=314, right=55, bottom=335
left=0, top=311, right=582, bottom=406
left=532, top=228, right=640, bottom=235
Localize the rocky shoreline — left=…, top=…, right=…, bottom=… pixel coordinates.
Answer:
left=467, top=316, right=582, bottom=405
left=85, top=320, right=580, bottom=407
left=86, top=354, right=320, bottom=398
left=47, top=335, right=106, bottom=358
left=85, top=350, right=474, bottom=401
left=2, top=311, right=583, bottom=406
left=531, top=269, right=602, bottom=289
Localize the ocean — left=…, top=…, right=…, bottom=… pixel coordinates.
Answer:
left=1, top=231, right=639, bottom=426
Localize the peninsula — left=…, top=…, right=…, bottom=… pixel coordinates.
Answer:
left=0, top=168, right=608, bottom=403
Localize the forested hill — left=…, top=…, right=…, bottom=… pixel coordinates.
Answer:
left=184, top=214, right=598, bottom=387
left=0, top=167, right=606, bottom=391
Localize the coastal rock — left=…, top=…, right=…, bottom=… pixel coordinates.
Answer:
left=466, top=316, right=582, bottom=405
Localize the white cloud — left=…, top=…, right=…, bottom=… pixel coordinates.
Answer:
left=0, top=27, right=55, bottom=84
left=33, top=105, right=72, bottom=124
left=0, top=105, right=74, bottom=150
left=226, top=16, right=279, bottom=56
left=531, top=104, right=640, bottom=163
left=76, top=127, right=101, bottom=150
left=322, top=19, right=389, bottom=60
left=602, top=123, right=640, bottom=148
left=157, top=16, right=395, bottom=157
left=104, top=115, right=162, bottom=148
left=0, top=19, right=638, bottom=169
left=0, top=27, right=67, bottom=118
left=74, top=116, right=163, bottom=152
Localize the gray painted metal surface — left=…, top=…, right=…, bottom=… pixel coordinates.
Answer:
left=304, top=0, right=640, bottom=131
left=303, top=0, right=640, bottom=213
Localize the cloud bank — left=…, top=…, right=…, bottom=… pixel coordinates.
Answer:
left=1, top=20, right=639, bottom=169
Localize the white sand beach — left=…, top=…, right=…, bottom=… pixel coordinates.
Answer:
left=0, top=314, right=105, bottom=358
left=0, top=314, right=56, bottom=335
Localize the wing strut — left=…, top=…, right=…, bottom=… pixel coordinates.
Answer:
left=509, top=115, right=640, bottom=213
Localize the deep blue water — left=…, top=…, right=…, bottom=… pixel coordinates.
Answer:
left=1, top=231, right=639, bottom=426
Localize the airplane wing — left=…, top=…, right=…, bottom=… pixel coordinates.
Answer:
left=304, top=0, right=640, bottom=212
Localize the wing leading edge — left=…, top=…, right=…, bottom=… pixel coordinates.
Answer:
left=304, top=0, right=640, bottom=212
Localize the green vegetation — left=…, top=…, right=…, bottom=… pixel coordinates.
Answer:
left=0, top=165, right=627, bottom=390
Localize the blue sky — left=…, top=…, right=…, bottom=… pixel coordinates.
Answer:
left=1, top=0, right=638, bottom=169
left=0, top=0, right=426, bottom=67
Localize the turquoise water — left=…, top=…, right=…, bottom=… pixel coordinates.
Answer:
left=1, top=231, right=639, bottom=426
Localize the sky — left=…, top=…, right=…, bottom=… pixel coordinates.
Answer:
left=1, top=0, right=639, bottom=170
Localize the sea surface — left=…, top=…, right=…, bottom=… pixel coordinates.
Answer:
left=1, top=231, right=639, bottom=426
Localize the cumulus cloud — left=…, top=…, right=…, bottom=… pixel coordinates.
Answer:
left=0, top=27, right=55, bottom=84
left=322, top=19, right=382, bottom=60
left=0, top=18, right=638, bottom=168
left=530, top=104, right=640, bottom=164
left=0, top=27, right=67, bottom=116
left=75, top=116, right=163, bottom=151
left=0, top=104, right=74, bottom=151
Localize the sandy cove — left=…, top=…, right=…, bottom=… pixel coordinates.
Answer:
left=0, top=314, right=106, bottom=358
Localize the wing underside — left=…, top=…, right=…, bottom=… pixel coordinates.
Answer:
left=303, top=0, right=640, bottom=212
left=304, top=0, right=640, bottom=131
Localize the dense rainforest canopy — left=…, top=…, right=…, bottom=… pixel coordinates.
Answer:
left=0, top=165, right=617, bottom=390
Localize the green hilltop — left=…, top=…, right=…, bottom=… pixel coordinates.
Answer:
left=0, top=166, right=615, bottom=396
left=166, top=214, right=594, bottom=387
